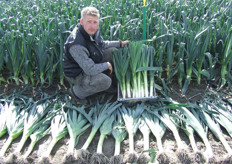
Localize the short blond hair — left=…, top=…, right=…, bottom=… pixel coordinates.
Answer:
left=81, top=7, right=100, bottom=20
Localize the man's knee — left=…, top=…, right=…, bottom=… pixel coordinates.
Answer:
left=90, top=74, right=111, bottom=91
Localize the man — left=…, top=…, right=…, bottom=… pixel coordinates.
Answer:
left=63, top=6, right=129, bottom=104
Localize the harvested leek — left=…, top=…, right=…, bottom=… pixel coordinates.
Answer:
left=0, top=101, right=25, bottom=156
left=23, top=119, right=51, bottom=158
left=112, top=111, right=127, bottom=156
left=16, top=100, right=52, bottom=153
left=63, top=105, right=92, bottom=154
left=120, top=103, right=144, bottom=162
left=113, top=41, right=161, bottom=99
left=45, top=112, right=68, bottom=156
left=138, top=117, right=150, bottom=154
left=199, top=103, right=232, bottom=155
left=142, top=110, right=169, bottom=164
left=138, top=116, right=151, bottom=163
left=0, top=103, right=7, bottom=138
left=91, top=114, right=115, bottom=164
left=148, top=101, right=191, bottom=163
left=167, top=97, right=213, bottom=161
left=110, top=111, right=127, bottom=164
left=142, top=110, right=166, bottom=153
left=81, top=101, right=121, bottom=151
left=76, top=100, right=121, bottom=163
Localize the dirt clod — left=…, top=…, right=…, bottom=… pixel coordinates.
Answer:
left=177, top=149, right=191, bottom=164
left=62, top=153, right=77, bottom=164
left=90, top=153, right=109, bottom=164
left=156, top=152, right=170, bottom=164
left=109, top=155, right=123, bottom=164
left=38, top=157, right=51, bottom=164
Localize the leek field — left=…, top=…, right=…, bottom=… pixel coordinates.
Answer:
left=0, top=0, right=232, bottom=163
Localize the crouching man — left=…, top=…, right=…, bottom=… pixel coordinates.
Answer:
left=63, top=6, right=129, bottom=104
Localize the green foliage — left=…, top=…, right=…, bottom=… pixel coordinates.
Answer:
left=0, top=0, right=232, bottom=91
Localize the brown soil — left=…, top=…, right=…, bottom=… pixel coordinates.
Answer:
left=0, top=80, right=232, bottom=164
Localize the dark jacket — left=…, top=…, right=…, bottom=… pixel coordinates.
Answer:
left=63, top=23, right=105, bottom=77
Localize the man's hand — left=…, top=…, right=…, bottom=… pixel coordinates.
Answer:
left=107, top=62, right=113, bottom=74
left=121, top=40, right=129, bottom=48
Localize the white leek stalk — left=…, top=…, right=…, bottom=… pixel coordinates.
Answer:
left=111, top=111, right=127, bottom=156
left=120, top=103, right=144, bottom=163
left=16, top=101, right=51, bottom=153
left=63, top=106, right=91, bottom=154
left=0, top=102, right=25, bottom=156
left=45, top=113, right=68, bottom=156
left=143, top=109, right=169, bottom=164
left=97, top=114, right=114, bottom=154
left=91, top=114, right=115, bottom=164
left=0, top=103, right=7, bottom=138
left=160, top=110, right=185, bottom=151
left=110, top=111, right=127, bottom=164
left=142, top=111, right=166, bottom=153
left=138, top=117, right=150, bottom=152
left=23, top=120, right=51, bottom=158
left=184, top=123, right=199, bottom=153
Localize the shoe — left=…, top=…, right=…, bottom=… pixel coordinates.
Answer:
left=68, top=88, right=88, bottom=105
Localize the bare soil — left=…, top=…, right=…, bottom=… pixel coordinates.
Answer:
left=0, top=80, right=232, bottom=164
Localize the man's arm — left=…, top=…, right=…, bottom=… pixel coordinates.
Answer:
left=103, top=40, right=121, bottom=49
left=69, top=44, right=109, bottom=76
left=103, top=40, right=129, bottom=49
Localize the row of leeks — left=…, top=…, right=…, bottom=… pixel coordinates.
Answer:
left=0, top=93, right=62, bottom=158
left=113, top=41, right=162, bottom=99
left=1, top=92, right=232, bottom=163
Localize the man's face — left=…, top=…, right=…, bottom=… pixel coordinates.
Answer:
left=80, top=15, right=99, bottom=36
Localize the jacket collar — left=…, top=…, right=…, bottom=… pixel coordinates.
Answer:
left=77, top=23, right=101, bottom=43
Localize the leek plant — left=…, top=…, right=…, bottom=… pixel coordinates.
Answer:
left=3, top=31, right=25, bottom=85
left=0, top=101, right=25, bottom=156
left=114, top=41, right=161, bottom=99
left=62, top=105, right=92, bottom=154
left=91, top=114, right=115, bottom=164
left=166, top=97, right=213, bottom=162
left=183, top=123, right=198, bottom=152
left=15, top=100, right=52, bottom=153
left=181, top=118, right=205, bottom=162
left=204, top=92, right=232, bottom=138
left=138, top=117, right=151, bottom=163
left=120, top=103, right=144, bottom=163
left=110, top=111, right=127, bottom=164
left=176, top=42, right=186, bottom=88
left=0, top=103, right=7, bottom=138
left=142, top=110, right=169, bottom=164
left=21, top=32, right=36, bottom=85
left=45, top=112, right=68, bottom=156
left=182, top=26, right=211, bottom=95
left=194, top=28, right=211, bottom=85
left=138, top=117, right=150, bottom=153
left=219, top=29, right=232, bottom=89
left=129, top=41, right=142, bottom=98
left=113, top=46, right=130, bottom=98
left=166, top=33, right=174, bottom=81
left=23, top=120, right=51, bottom=158
left=146, top=99, right=192, bottom=163
left=76, top=101, right=121, bottom=163
left=160, top=109, right=190, bottom=162
left=199, top=104, right=232, bottom=156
